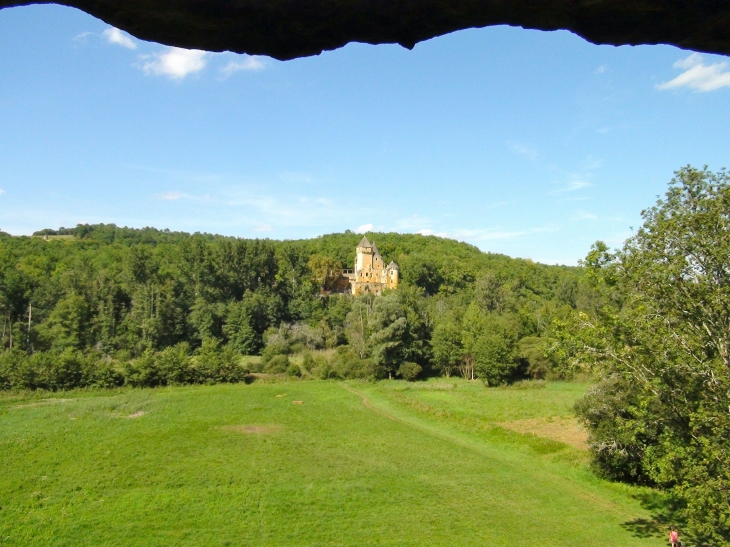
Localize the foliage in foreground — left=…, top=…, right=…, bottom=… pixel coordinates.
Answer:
left=556, top=166, right=730, bottom=544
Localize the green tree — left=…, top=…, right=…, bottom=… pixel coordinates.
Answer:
left=431, top=319, right=462, bottom=378
left=367, top=292, right=408, bottom=378
left=307, top=254, right=343, bottom=292
left=564, top=167, right=730, bottom=544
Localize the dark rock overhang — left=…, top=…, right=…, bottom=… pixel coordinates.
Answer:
left=2, top=0, right=729, bottom=61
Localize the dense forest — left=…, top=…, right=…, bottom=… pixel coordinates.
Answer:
left=0, top=226, right=594, bottom=390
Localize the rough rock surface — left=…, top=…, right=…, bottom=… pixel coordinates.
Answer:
left=2, top=0, right=729, bottom=60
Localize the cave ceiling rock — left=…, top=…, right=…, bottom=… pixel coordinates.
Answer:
left=2, top=0, right=730, bottom=61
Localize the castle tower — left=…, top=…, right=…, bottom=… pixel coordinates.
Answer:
left=355, top=236, right=374, bottom=271
left=345, top=236, right=398, bottom=295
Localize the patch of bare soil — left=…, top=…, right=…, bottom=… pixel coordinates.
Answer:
left=292, top=400, right=303, bottom=405
left=13, top=398, right=74, bottom=409
left=126, top=411, right=146, bottom=419
left=220, top=424, right=282, bottom=434
left=275, top=394, right=287, bottom=398
left=497, top=416, right=589, bottom=450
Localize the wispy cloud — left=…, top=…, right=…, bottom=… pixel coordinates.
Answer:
left=72, top=31, right=92, bottom=42
left=156, top=191, right=189, bottom=201
left=155, top=191, right=211, bottom=202
left=0, top=189, right=5, bottom=196
left=509, top=141, right=538, bottom=161
left=103, top=27, right=137, bottom=50
left=220, top=56, right=266, bottom=77
left=254, top=224, right=272, bottom=232
left=595, top=65, right=607, bottom=74
left=657, top=53, right=730, bottom=92
left=571, top=210, right=598, bottom=221
left=355, top=223, right=373, bottom=233
left=139, top=47, right=208, bottom=80
left=428, top=225, right=559, bottom=243
left=125, top=164, right=221, bottom=184
left=551, top=179, right=592, bottom=194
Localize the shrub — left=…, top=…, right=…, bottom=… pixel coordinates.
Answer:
left=301, top=351, right=315, bottom=372
left=193, top=339, right=248, bottom=384
left=310, top=355, right=339, bottom=379
left=286, top=363, right=302, bottom=377
left=264, top=354, right=290, bottom=374
left=398, top=361, right=422, bottom=381
left=330, top=346, right=374, bottom=379
left=124, top=350, right=160, bottom=387
left=574, top=377, right=655, bottom=484
left=261, top=342, right=289, bottom=364
left=85, top=357, right=125, bottom=388
left=156, top=343, right=191, bottom=385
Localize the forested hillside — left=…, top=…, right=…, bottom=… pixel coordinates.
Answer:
left=0, top=225, right=598, bottom=390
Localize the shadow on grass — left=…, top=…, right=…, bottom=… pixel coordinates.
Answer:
left=622, top=490, right=710, bottom=547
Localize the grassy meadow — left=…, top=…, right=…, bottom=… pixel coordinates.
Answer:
left=0, top=380, right=663, bottom=546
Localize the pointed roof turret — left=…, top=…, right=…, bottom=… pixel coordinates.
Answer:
left=386, top=261, right=399, bottom=270
left=357, top=236, right=373, bottom=248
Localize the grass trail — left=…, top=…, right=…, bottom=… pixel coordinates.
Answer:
left=0, top=381, right=660, bottom=547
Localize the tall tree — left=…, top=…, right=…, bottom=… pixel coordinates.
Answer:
left=564, top=167, right=730, bottom=544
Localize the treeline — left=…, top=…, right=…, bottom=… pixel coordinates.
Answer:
left=0, top=226, right=595, bottom=389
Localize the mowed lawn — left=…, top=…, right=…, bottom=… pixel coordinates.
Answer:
left=0, top=380, right=658, bottom=547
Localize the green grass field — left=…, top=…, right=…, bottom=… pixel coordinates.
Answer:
left=0, top=380, right=662, bottom=546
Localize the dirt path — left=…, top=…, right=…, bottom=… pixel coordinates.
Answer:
left=340, top=383, right=499, bottom=458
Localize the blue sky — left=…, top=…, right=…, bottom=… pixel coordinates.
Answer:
left=2, top=5, right=730, bottom=264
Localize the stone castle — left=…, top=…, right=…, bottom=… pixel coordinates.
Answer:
left=342, top=236, right=399, bottom=295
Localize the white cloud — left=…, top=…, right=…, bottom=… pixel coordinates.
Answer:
left=220, top=56, right=266, bottom=77
left=675, top=53, right=705, bottom=70
left=72, top=31, right=92, bottom=42
left=0, top=189, right=5, bottom=196
left=595, top=65, right=607, bottom=74
left=103, top=27, right=137, bottom=50
left=657, top=53, right=730, bottom=92
left=355, top=223, right=373, bottom=233
left=254, top=224, right=272, bottom=232
left=140, top=48, right=208, bottom=80
left=417, top=229, right=434, bottom=236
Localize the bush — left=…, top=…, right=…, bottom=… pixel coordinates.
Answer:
left=310, top=355, right=339, bottom=379
left=517, top=336, right=557, bottom=380
left=85, top=357, right=124, bottom=388
left=573, top=377, right=655, bottom=484
left=264, top=354, right=290, bottom=374
left=156, top=343, right=191, bottom=385
left=301, top=352, right=315, bottom=372
left=192, top=340, right=248, bottom=384
left=286, top=363, right=302, bottom=377
left=329, top=346, right=374, bottom=379
left=398, top=361, right=422, bottom=381
left=124, top=350, right=160, bottom=387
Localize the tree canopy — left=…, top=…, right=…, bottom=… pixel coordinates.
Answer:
left=558, top=166, right=730, bottom=544
left=0, top=225, right=588, bottom=388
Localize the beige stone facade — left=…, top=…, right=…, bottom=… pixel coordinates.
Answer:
left=342, top=236, right=399, bottom=295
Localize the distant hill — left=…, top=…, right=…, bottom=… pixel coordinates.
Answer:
left=29, top=223, right=577, bottom=296
left=0, top=223, right=593, bottom=390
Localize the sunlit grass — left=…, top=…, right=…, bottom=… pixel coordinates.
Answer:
left=0, top=380, right=656, bottom=546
